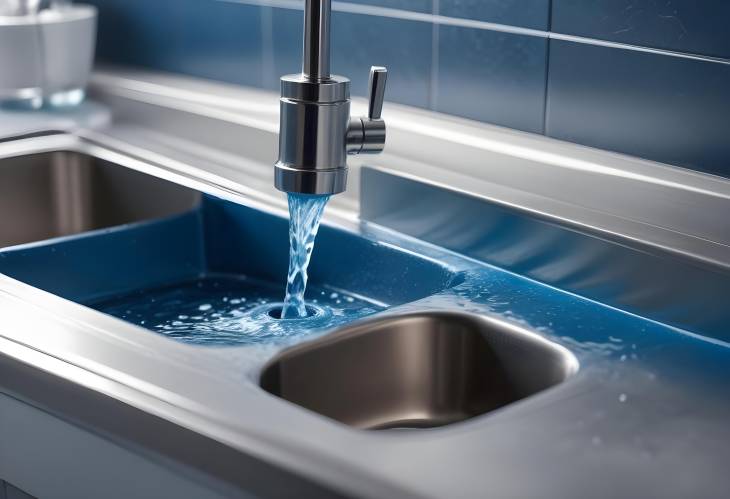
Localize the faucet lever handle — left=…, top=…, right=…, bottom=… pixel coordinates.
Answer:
left=367, top=66, right=387, bottom=120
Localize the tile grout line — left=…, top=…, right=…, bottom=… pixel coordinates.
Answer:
left=220, top=0, right=730, bottom=66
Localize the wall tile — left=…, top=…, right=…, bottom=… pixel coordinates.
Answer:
left=331, top=11, right=432, bottom=107
left=84, top=0, right=730, bottom=179
left=546, top=40, right=730, bottom=178
left=273, top=8, right=432, bottom=108
left=90, top=0, right=263, bottom=87
left=552, top=0, right=730, bottom=59
left=439, top=0, right=550, bottom=30
left=271, top=7, right=303, bottom=83
left=436, top=26, right=547, bottom=133
left=348, top=0, right=432, bottom=13
left=91, top=0, right=185, bottom=70
left=176, top=0, right=263, bottom=87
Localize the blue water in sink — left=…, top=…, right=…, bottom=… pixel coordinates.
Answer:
left=91, top=275, right=383, bottom=346
left=282, top=193, right=330, bottom=319
left=0, top=194, right=457, bottom=347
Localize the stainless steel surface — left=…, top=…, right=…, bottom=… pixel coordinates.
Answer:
left=261, top=312, right=577, bottom=430
left=361, top=167, right=730, bottom=342
left=347, top=66, right=387, bottom=155
left=367, top=67, right=386, bottom=120
left=274, top=1, right=388, bottom=195
left=89, top=69, right=730, bottom=272
left=0, top=150, right=199, bottom=247
left=0, top=71, right=728, bottom=499
left=275, top=74, right=351, bottom=195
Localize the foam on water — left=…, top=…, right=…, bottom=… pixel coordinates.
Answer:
left=282, top=193, right=330, bottom=319
left=91, top=276, right=383, bottom=346
left=88, top=194, right=383, bottom=346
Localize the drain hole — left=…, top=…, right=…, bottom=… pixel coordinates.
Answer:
left=268, top=305, right=318, bottom=320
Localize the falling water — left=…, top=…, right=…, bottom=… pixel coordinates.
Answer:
left=281, top=193, right=330, bottom=318
left=90, top=192, right=388, bottom=346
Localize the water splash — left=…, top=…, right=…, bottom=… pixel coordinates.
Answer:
left=282, top=193, right=330, bottom=318
left=91, top=276, right=383, bottom=346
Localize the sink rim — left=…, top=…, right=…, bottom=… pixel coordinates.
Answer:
left=261, top=309, right=578, bottom=373
left=259, top=309, right=580, bottom=430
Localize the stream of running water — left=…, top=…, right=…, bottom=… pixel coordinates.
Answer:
left=281, top=193, right=330, bottom=319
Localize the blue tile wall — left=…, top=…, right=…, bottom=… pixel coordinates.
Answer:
left=92, top=0, right=185, bottom=71
left=92, top=0, right=263, bottom=87
left=348, top=0, right=432, bottom=13
left=436, top=28, right=547, bottom=133
left=272, top=7, right=431, bottom=107
left=331, top=11, right=432, bottom=108
left=178, top=0, right=263, bottom=87
left=270, top=7, right=302, bottom=86
left=439, top=0, right=550, bottom=30
left=552, top=0, right=730, bottom=59
left=86, top=0, right=730, bottom=178
left=545, top=40, right=730, bottom=178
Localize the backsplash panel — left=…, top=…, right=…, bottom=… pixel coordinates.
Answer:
left=348, top=0, right=431, bottom=13
left=439, top=0, right=550, bottom=29
left=331, top=11, right=432, bottom=108
left=93, top=0, right=263, bottom=86
left=552, top=0, right=730, bottom=59
left=270, top=7, right=303, bottom=86
left=436, top=27, right=547, bottom=133
left=546, top=39, right=730, bottom=178
left=87, top=0, right=730, bottom=178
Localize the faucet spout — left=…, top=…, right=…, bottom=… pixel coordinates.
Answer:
left=274, top=0, right=388, bottom=196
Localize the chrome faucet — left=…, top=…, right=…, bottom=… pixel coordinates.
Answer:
left=274, top=0, right=387, bottom=195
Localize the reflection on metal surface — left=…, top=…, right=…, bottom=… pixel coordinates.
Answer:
left=260, top=312, right=577, bottom=429
left=89, top=69, right=730, bottom=265
left=0, top=151, right=199, bottom=247
left=361, top=168, right=730, bottom=343
left=0, top=72, right=728, bottom=498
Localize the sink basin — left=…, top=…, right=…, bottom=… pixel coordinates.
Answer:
left=0, top=157, right=460, bottom=346
left=0, top=151, right=199, bottom=248
left=260, top=312, right=578, bottom=429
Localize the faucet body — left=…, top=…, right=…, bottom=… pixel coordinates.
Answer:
left=275, top=0, right=387, bottom=195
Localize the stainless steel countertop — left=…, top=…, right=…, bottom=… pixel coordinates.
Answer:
left=0, top=69, right=728, bottom=499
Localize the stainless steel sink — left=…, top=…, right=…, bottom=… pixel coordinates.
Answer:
left=0, top=151, right=199, bottom=248
left=260, top=312, right=578, bottom=430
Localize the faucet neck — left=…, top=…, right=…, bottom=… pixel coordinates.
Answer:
left=303, top=0, right=331, bottom=81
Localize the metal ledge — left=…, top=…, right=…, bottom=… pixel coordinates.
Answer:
left=88, top=68, right=730, bottom=272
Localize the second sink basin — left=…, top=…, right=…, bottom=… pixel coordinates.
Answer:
left=260, top=312, right=578, bottom=429
left=0, top=151, right=198, bottom=248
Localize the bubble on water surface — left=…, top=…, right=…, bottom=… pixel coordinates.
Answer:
left=91, top=276, right=384, bottom=346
